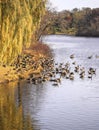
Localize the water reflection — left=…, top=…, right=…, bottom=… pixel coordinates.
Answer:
left=0, top=82, right=34, bottom=130
left=15, top=82, right=48, bottom=130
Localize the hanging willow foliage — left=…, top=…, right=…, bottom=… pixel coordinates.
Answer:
left=0, top=0, right=47, bottom=65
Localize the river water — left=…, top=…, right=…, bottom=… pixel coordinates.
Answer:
left=1, top=35, right=99, bottom=130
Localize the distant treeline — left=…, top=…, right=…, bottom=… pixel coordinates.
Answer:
left=45, top=8, right=99, bottom=37
left=0, top=0, right=47, bottom=65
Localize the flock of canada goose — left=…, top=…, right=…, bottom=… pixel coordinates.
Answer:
left=27, top=54, right=98, bottom=86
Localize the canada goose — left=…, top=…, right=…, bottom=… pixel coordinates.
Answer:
left=42, top=75, right=50, bottom=82
left=66, top=76, right=69, bottom=79
left=52, top=83, right=59, bottom=86
left=88, top=70, right=92, bottom=75
left=59, top=63, right=63, bottom=69
left=80, top=72, right=85, bottom=79
left=48, top=72, right=55, bottom=77
left=32, top=78, right=38, bottom=84
left=65, top=62, right=70, bottom=68
left=49, top=78, right=57, bottom=82
left=55, top=63, right=58, bottom=65
left=60, top=63, right=63, bottom=65
left=88, top=55, right=92, bottom=59
left=50, top=76, right=61, bottom=83
left=55, top=67, right=58, bottom=71
left=88, top=68, right=96, bottom=75
left=61, top=70, right=67, bottom=77
left=56, top=75, right=62, bottom=83
left=79, top=69, right=85, bottom=76
left=74, top=65, right=79, bottom=73
left=70, top=54, right=74, bottom=59
left=72, top=61, right=76, bottom=65
left=80, top=75, right=84, bottom=79
left=92, top=69, right=96, bottom=75
left=69, top=75, right=74, bottom=80
left=70, top=72, right=74, bottom=75
left=88, top=75, right=92, bottom=80
left=69, top=72, right=74, bottom=80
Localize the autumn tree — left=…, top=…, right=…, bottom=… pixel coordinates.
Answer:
left=0, top=0, right=47, bottom=65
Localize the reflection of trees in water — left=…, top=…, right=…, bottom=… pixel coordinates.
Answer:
left=17, top=82, right=47, bottom=130
left=21, top=82, right=47, bottom=115
left=0, top=82, right=34, bottom=130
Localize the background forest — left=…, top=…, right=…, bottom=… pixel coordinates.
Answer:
left=44, top=8, right=99, bottom=37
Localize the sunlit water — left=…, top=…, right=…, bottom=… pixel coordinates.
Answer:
left=1, top=35, right=99, bottom=130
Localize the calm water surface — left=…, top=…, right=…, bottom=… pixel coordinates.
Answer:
left=1, top=35, right=99, bottom=130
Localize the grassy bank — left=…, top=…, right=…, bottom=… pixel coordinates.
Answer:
left=0, top=42, right=52, bottom=84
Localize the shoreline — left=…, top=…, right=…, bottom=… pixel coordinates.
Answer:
left=45, top=34, right=99, bottom=38
left=0, top=43, right=53, bottom=84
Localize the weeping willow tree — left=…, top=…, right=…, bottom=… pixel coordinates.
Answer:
left=0, top=0, right=47, bottom=65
